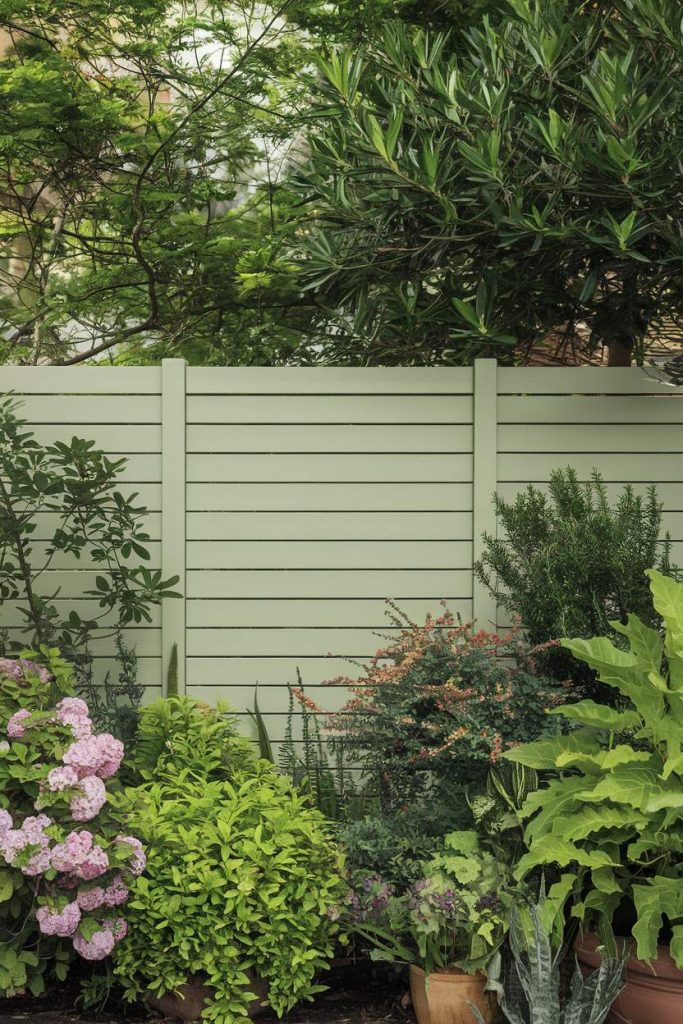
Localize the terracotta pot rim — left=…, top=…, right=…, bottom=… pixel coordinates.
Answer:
left=409, top=963, right=485, bottom=982
left=575, top=929, right=683, bottom=982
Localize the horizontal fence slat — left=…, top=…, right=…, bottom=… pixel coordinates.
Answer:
left=499, top=394, right=683, bottom=424
left=30, top=424, right=160, bottom=453
left=188, top=569, right=472, bottom=599
left=186, top=656, right=366, bottom=687
left=186, top=511, right=470, bottom=541
left=186, top=598, right=469, bottom=628
left=500, top=423, right=683, bottom=453
left=499, top=453, right=683, bottom=482
left=1, top=367, right=161, bottom=394
left=187, top=367, right=473, bottom=394
left=187, top=423, right=472, bottom=454
left=187, top=627, right=421, bottom=658
left=497, top=367, right=672, bottom=394
left=187, top=482, right=472, bottom=511
left=187, top=394, right=472, bottom=424
left=187, top=454, right=471, bottom=483
left=187, top=683, right=350, bottom=715
left=6, top=395, right=161, bottom=423
left=187, top=540, right=472, bottom=571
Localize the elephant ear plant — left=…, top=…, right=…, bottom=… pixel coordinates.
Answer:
left=505, top=569, right=683, bottom=964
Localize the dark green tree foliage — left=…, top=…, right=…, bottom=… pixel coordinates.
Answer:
left=291, top=0, right=683, bottom=365
left=285, top=0, right=500, bottom=41
left=0, top=1, right=308, bottom=366
left=475, top=468, right=677, bottom=697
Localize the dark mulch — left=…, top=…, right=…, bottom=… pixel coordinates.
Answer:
left=0, top=963, right=413, bottom=1024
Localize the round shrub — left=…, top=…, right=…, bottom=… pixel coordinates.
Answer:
left=113, top=760, right=345, bottom=1024
left=323, top=606, right=564, bottom=813
left=0, top=652, right=143, bottom=996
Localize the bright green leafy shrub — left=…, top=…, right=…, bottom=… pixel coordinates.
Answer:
left=112, top=699, right=345, bottom=1024
left=505, top=569, right=683, bottom=965
left=128, top=695, right=252, bottom=784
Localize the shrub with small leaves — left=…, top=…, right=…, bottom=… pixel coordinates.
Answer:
left=112, top=742, right=346, bottom=1024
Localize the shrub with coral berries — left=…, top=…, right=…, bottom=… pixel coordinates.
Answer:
left=323, top=605, right=565, bottom=815
left=0, top=649, right=144, bottom=996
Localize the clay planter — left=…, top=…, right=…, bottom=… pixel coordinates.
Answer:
left=148, top=973, right=269, bottom=1022
left=576, top=931, right=683, bottom=1024
left=409, top=964, right=496, bottom=1024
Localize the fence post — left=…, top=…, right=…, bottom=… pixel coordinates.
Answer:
left=472, top=359, right=498, bottom=629
left=161, top=358, right=187, bottom=694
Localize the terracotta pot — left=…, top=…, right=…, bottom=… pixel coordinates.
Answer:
left=409, top=964, right=496, bottom=1024
left=575, top=931, right=683, bottom=1024
left=148, top=972, right=270, bottom=1022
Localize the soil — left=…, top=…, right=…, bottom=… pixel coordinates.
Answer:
left=0, top=964, right=414, bottom=1024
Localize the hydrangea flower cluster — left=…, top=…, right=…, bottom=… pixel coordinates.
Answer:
left=0, top=658, right=144, bottom=965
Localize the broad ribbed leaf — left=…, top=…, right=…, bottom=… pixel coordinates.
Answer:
left=520, top=776, right=588, bottom=841
left=647, top=569, right=683, bottom=690
left=578, top=763, right=664, bottom=810
left=515, top=836, right=617, bottom=880
left=504, top=731, right=600, bottom=770
left=611, top=614, right=663, bottom=674
left=555, top=746, right=651, bottom=772
left=551, top=805, right=646, bottom=843
left=549, top=700, right=641, bottom=732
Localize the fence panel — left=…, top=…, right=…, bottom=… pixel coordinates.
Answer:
left=1, top=360, right=678, bottom=740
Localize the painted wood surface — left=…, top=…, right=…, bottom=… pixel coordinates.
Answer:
left=1, top=360, right=676, bottom=741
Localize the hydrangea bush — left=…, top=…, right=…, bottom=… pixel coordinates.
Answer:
left=0, top=651, right=144, bottom=996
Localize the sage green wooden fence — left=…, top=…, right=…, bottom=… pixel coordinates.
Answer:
left=2, top=359, right=682, bottom=739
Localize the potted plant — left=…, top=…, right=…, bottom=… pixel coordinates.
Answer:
left=471, top=897, right=625, bottom=1024
left=345, top=830, right=509, bottom=1024
left=109, top=698, right=346, bottom=1024
left=504, top=568, right=683, bottom=1023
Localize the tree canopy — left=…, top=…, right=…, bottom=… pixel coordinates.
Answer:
left=289, top=0, right=683, bottom=365
left=0, top=0, right=681, bottom=366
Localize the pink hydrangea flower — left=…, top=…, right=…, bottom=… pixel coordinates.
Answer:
left=70, top=775, right=106, bottom=822
left=7, top=709, right=31, bottom=738
left=63, top=734, right=124, bottom=780
left=55, top=697, right=92, bottom=740
left=73, top=927, right=115, bottom=961
left=108, top=916, right=128, bottom=941
left=76, top=885, right=106, bottom=912
left=0, top=809, right=12, bottom=835
left=51, top=829, right=109, bottom=880
left=36, top=901, right=81, bottom=937
left=46, top=766, right=79, bottom=792
left=115, top=835, right=146, bottom=876
left=0, top=658, right=50, bottom=684
left=103, top=874, right=129, bottom=907
left=0, top=814, right=52, bottom=876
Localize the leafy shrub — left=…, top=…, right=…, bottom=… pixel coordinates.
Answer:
left=345, top=830, right=511, bottom=976
left=127, top=695, right=252, bottom=785
left=322, top=606, right=563, bottom=815
left=112, top=760, right=345, bottom=1023
left=506, top=569, right=683, bottom=965
left=0, top=652, right=144, bottom=996
left=339, top=804, right=456, bottom=892
left=0, top=397, right=179, bottom=734
left=475, top=469, right=676, bottom=698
